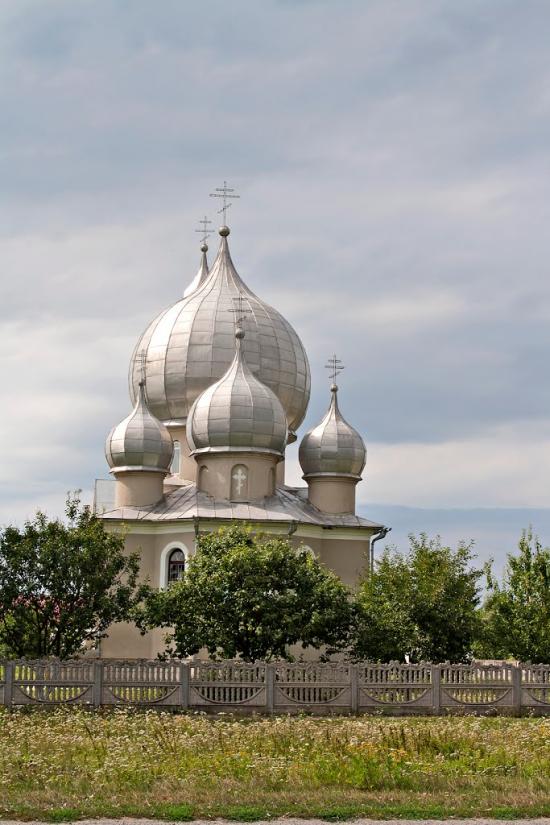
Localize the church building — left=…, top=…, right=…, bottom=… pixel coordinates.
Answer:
left=95, top=208, right=386, bottom=658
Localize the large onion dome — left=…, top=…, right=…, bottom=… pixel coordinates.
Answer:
left=187, top=327, right=287, bottom=456
left=105, top=381, right=174, bottom=472
left=183, top=242, right=209, bottom=298
left=129, top=226, right=310, bottom=438
left=299, top=384, right=366, bottom=478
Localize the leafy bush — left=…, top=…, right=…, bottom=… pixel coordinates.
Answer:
left=140, top=525, right=353, bottom=661
left=0, top=493, right=143, bottom=658
left=477, top=528, right=550, bottom=662
left=353, top=534, right=485, bottom=662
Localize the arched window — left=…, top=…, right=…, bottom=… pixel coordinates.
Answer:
left=230, top=464, right=249, bottom=501
left=171, top=440, right=181, bottom=474
left=198, top=464, right=207, bottom=491
left=159, top=542, right=189, bottom=589
left=167, top=548, right=186, bottom=584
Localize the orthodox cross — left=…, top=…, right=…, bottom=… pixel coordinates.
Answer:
left=229, top=293, right=252, bottom=330
left=136, top=349, right=148, bottom=384
left=195, top=215, right=212, bottom=246
left=232, top=466, right=248, bottom=496
left=210, top=181, right=240, bottom=223
left=325, top=354, right=345, bottom=384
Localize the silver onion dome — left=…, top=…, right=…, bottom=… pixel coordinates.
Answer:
left=183, top=243, right=209, bottom=298
left=129, top=226, right=310, bottom=437
left=299, top=384, right=366, bottom=478
left=187, top=327, right=287, bottom=456
left=105, top=381, right=174, bottom=473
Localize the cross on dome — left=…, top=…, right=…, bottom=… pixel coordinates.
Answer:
left=128, top=191, right=311, bottom=435
left=299, top=354, right=365, bottom=480
left=136, top=349, right=148, bottom=386
left=209, top=181, right=240, bottom=224
left=195, top=215, right=212, bottom=249
left=228, top=293, right=252, bottom=331
left=325, top=354, right=345, bottom=388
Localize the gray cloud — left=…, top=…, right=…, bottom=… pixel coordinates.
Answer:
left=2, top=0, right=550, bottom=558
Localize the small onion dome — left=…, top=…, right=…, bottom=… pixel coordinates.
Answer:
left=183, top=243, right=209, bottom=298
left=187, top=327, right=288, bottom=456
left=129, top=225, right=310, bottom=436
left=299, top=384, right=366, bottom=478
left=105, top=381, right=174, bottom=473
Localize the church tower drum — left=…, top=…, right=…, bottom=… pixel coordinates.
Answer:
left=105, top=379, right=174, bottom=508
left=186, top=325, right=287, bottom=501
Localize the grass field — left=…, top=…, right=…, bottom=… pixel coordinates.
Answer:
left=0, top=709, right=549, bottom=821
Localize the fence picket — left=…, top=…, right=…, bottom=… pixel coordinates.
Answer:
left=3, top=661, right=13, bottom=707
left=0, top=659, right=548, bottom=714
left=432, top=664, right=441, bottom=714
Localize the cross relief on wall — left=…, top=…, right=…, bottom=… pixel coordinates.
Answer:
left=231, top=465, right=248, bottom=500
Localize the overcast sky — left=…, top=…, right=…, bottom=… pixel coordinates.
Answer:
left=2, top=0, right=550, bottom=568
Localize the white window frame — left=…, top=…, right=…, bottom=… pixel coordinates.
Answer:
left=159, top=541, right=190, bottom=588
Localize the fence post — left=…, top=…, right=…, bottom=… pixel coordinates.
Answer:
left=180, top=662, right=190, bottom=710
left=350, top=664, right=359, bottom=714
left=3, top=662, right=13, bottom=708
left=512, top=665, right=522, bottom=716
left=266, top=663, right=275, bottom=714
left=432, top=664, right=441, bottom=715
left=93, top=660, right=103, bottom=708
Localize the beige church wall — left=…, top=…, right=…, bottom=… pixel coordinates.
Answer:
left=306, top=476, right=358, bottom=515
left=276, top=459, right=285, bottom=485
left=100, top=526, right=196, bottom=659
left=195, top=451, right=279, bottom=500
left=113, top=470, right=165, bottom=508
left=115, top=529, right=197, bottom=588
left=290, top=532, right=372, bottom=589
left=316, top=535, right=371, bottom=588
left=99, top=621, right=167, bottom=659
left=167, top=426, right=290, bottom=488
left=101, top=519, right=375, bottom=659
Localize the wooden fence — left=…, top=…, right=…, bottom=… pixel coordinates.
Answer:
left=0, top=660, right=549, bottom=714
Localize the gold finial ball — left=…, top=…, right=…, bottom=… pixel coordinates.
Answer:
left=200, top=243, right=208, bottom=252
left=219, top=225, right=230, bottom=237
left=235, top=326, right=245, bottom=339
left=331, top=383, right=338, bottom=393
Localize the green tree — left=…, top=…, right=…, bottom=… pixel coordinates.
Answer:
left=0, top=493, right=143, bottom=659
left=353, top=534, right=484, bottom=662
left=477, top=528, right=550, bottom=662
left=140, top=525, right=353, bottom=661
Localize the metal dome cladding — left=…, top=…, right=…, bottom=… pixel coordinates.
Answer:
left=129, top=227, right=310, bottom=437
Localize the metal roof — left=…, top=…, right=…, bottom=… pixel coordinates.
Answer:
left=187, top=328, right=287, bottom=456
left=98, top=482, right=383, bottom=530
left=128, top=226, right=311, bottom=433
left=183, top=244, right=209, bottom=298
left=299, top=384, right=366, bottom=478
left=105, top=381, right=174, bottom=473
